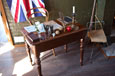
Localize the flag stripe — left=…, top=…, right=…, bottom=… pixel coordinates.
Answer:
left=19, top=6, right=26, bottom=22
left=39, top=0, right=45, bottom=7
left=7, top=0, right=12, bottom=10
left=37, top=0, right=44, bottom=8
left=14, top=0, right=20, bottom=22
left=23, top=0, right=31, bottom=17
left=11, top=0, right=17, bottom=18
left=29, top=0, right=34, bottom=17
left=32, top=2, right=43, bottom=17
left=32, top=1, right=45, bottom=16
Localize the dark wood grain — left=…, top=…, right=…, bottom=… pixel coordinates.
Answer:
left=21, top=22, right=87, bottom=76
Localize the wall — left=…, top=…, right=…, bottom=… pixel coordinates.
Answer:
left=96, top=0, right=106, bottom=20
left=103, top=0, right=115, bottom=36
left=0, top=0, right=14, bottom=45
left=45, top=0, right=93, bottom=24
left=0, top=12, right=8, bottom=42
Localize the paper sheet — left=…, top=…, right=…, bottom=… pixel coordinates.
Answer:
left=24, top=23, right=46, bottom=33
left=44, top=20, right=63, bottom=30
left=24, top=26, right=36, bottom=33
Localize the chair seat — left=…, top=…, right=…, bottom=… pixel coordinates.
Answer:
left=88, top=29, right=107, bottom=43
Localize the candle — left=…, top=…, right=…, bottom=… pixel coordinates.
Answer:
left=73, top=6, right=75, bottom=13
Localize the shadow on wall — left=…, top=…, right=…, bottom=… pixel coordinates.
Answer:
left=0, top=12, right=8, bottom=42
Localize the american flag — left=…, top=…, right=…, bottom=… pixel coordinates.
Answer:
left=7, top=0, right=45, bottom=23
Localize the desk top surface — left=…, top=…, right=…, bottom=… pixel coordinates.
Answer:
left=21, top=22, right=87, bottom=45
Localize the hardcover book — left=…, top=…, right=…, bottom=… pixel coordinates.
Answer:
left=27, top=32, right=39, bottom=42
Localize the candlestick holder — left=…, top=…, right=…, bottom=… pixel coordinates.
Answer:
left=71, top=13, right=79, bottom=30
left=71, top=13, right=76, bottom=28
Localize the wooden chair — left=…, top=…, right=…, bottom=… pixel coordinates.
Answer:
left=87, top=15, right=108, bottom=62
left=88, top=15, right=107, bottom=43
left=26, top=7, right=56, bottom=56
left=85, top=0, right=108, bottom=62
left=27, top=7, right=49, bottom=25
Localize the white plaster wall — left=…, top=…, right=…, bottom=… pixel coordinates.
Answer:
left=0, top=13, right=8, bottom=42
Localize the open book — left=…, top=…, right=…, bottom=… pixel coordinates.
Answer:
left=56, top=16, right=72, bottom=25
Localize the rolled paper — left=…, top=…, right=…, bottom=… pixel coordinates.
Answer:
left=73, top=6, right=75, bottom=13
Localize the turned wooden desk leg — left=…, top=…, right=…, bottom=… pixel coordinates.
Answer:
left=64, top=44, right=67, bottom=52
left=52, top=48, right=56, bottom=56
left=80, top=38, right=84, bottom=66
left=25, top=42, right=33, bottom=65
left=33, top=47, right=43, bottom=76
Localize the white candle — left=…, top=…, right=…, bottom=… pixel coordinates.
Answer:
left=73, top=6, right=75, bottom=13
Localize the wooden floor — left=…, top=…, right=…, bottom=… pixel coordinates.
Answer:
left=0, top=42, right=115, bottom=76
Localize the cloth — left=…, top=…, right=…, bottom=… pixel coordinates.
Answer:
left=6, top=0, right=45, bottom=23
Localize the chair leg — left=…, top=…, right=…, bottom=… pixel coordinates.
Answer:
left=98, top=43, right=110, bottom=59
left=89, top=43, right=95, bottom=63
left=52, top=48, right=56, bottom=56
left=64, top=44, right=67, bottom=53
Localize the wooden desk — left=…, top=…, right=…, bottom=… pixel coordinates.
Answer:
left=21, top=23, right=87, bottom=76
